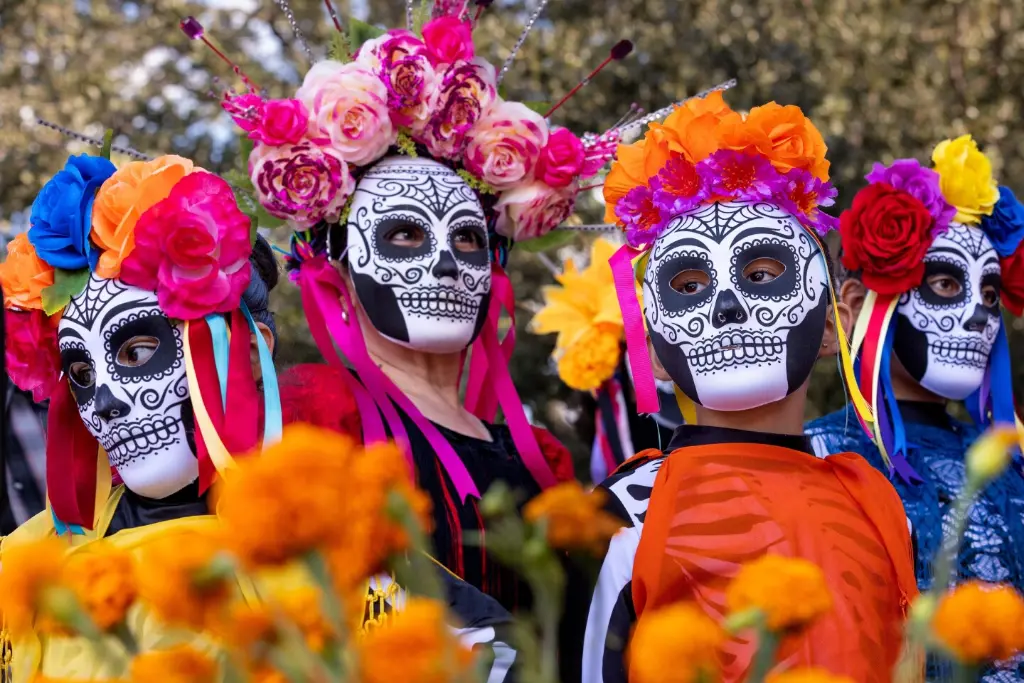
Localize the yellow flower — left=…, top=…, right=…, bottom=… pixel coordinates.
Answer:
left=725, top=554, right=833, bottom=631
left=932, top=581, right=1024, bottom=663
left=965, top=426, right=1019, bottom=487
left=628, top=603, right=724, bottom=683
left=765, top=668, right=856, bottom=683
left=557, top=324, right=623, bottom=391
left=0, top=538, right=66, bottom=636
left=129, top=645, right=217, bottom=683
left=356, top=598, right=475, bottom=683
left=931, top=135, right=999, bottom=225
left=62, top=544, right=137, bottom=631
left=523, top=481, right=624, bottom=553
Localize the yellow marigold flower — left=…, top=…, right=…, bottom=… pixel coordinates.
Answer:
left=628, top=603, right=724, bottom=683
left=62, top=544, right=137, bottom=631
left=136, top=530, right=232, bottom=630
left=356, top=598, right=475, bottom=683
left=765, top=668, right=856, bottom=683
left=932, top=135, right=999, bottom=225
left=932, top=581, right=1024, bottom=663
left=129, top=645, right=217, bottom=683
left=0, top=538, right=66, bottom=636
left=557, top=324, right=623, bottom=391
left=965, top=426, right=1019, bottom=487
left=725, top=554, right=833, bottom=631
left=523, top=481, right=624, bottom=553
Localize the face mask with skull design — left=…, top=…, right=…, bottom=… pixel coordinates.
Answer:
left=893, top=223, right=1002, bottom=400
left=344, top=156, right=491, bottom=355
left=58, top=275, right=197, bottom=500
left=643, top=201, right=830, bottom=412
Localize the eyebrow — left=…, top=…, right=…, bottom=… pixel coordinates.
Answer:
left=100, top=298, right=159, bottom=331
left=983, top=255, right=999, bottom=268
left=662, top=236, right=710, bottom=251
left=57, top=327, right=84, bottom=341
left=728, top=226, right=785, bottom=245
left=448, top=208, right=486, bottom=226
left=928, top=247, right=970, bottom=261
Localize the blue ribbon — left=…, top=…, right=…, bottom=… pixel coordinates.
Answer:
left=52, top=508, right=85, bottom=536
left=241, top=302, right=283, bottom=445
left=205, top=314, right=230, bottom=411
left=879, top=319, right=923, bottom=484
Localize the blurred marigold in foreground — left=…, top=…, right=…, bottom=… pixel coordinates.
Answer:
left=628, top=603, right=724, bottom=683
left=725, top=554, right=833, bottom=631
left=932, top=581, right=1024, bottom=663
left=129, top=645, right=217, bottom=683
left=523, top=481, right=624, bottom=553
left=62, top=544, right=137, bottom=631
left=765, top=668, right=856, bottom=683
left=0, top=538, right=67, bottom=636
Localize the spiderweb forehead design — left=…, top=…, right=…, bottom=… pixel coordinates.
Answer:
left=942, top=223, right=994, bottom=260
left=60, top=277, right=132, bottom=330
left=357, top=165, right=478, bottom=222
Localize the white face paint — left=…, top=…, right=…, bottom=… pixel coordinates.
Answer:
left=894, top=223, right=1002, bottom=400
left=643, top=201, right=829, bottom=411
left=58, top=275, right=197, bottom=499
left=345, top=156, right=491, bottom=354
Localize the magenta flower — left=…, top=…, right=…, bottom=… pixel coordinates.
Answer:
left=616, top=185, right=665, bottom=249
left=249, top=140, right=355, bottom=229
left=777, top=169, right=839, bottom=236
left=222, top=92, right=266, bottom=134
left=359, top=31, right=440, bottom=132
left=865, top=158, right=955, bottom=234
left=705, top=149, right=784, bottom=201
left=420, top=58, right=497, bottom=160
left=651, top=155, right=712, bottom=218
left=535, top=128, right=585, bottom=188
left=250, top=98, right=309, bottom=146
left=422, top=17, right=475, bottom=65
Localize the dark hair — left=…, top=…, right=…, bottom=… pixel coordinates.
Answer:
left=242, top=233, right=280, bottom=355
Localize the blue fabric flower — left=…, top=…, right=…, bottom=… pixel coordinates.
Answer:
left=28, top=154, right=116, bottom=271
left=980, top=185, right=1024, bottom=258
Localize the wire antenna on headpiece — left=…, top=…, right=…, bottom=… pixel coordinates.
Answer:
left=614, top=78, right=738, bottom=138
left=180, top=16, right=261, bottom=91
left=497, top=0, right=550, bottom=84
left=406, top=0, right=416, bottom=29
left=545, top=40, right=633, bottom=118
left=35, top=119, right=152, bottom=161
left=273, top=0, right=317, bottom=63
left=323, top=0, right=344, bottom=32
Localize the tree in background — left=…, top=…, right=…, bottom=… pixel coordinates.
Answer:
left=1, top=0, right=1022, bottom=475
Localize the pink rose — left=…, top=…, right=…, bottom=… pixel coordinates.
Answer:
left=223, top=92, right=265, bottom=134
left=359, top=31, right=439, bottom=132
left=494, top=181, right=577, bottom=241
left=419, top=58, right=496, bottom=160
left=252, top=98, right=309, bottom=146
left=120, top=172, right=253, bottom=320
left=5, top=308, right=60, bottom=403
left=536, top=128, right=585, bottom=188
left=422, top=17, right=475, bottom=65
left=249, top=140, right=355, bottom=229
left=465, top=99, right=549, bottom=190
left=295, top=60, right=395, bottom=166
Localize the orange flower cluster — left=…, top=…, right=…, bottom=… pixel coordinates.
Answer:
left=0, top=538, right=67, bottom=636
left=765, top=668, right=856, bottom=683
left=62, top=544, right=138, bottom=631
left=932, top=581, right=1024, bottom=663
left=603, top=91, right=830, bottom=223
left=128, top=645, right=217, bottom=683
left=628, top=603, right=724, bottom=683
left=725, top=554, right=833, bottom=631
left=523, top=481, right=624, bottom=554
left=0, top=234, right=54, bottom=311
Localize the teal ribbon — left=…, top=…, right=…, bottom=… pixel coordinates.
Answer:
left=205, top=313, right=230, bottom=411
left=240, top=302, right=283, bottom=445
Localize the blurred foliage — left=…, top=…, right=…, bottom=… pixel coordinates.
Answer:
left=2, top=0, right=1024, bottom=477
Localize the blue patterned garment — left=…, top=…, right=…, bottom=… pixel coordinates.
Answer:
left=807, top=402, right=1024, bottom=682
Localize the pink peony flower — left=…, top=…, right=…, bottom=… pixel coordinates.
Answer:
left=535, top=128, right=585, bottom=188
left=359, top=31, right=439, bottom=132
left=296, top=60, right=395, bottom=166
left=223, top=92, right=265, bottom=134
left=5, top=308, right=60, bottom=404
left=494, top=181, right=576, bottom=241
left=419, top=58, right=496, bottom=160
left=249, top=140, right=355, bottom=229
left=120, top=172, right=253, bottom=320
left=465, top=99, right=549, bottom=190
left=251, top=98, right=309, bottom=146
left=421, top=17, right=475, bottom=65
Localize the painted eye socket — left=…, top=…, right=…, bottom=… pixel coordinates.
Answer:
left=926, top=274, right=963, bottom=298
left=982, top=284, right=1000, bottom=307
left=670, top=269, right=711, bottom=295
left=385, top=224, right=427, bottom=248
left=742, top=257, right=785, bottom=284
left=69, top=361, right=96, bottom=389
left=452, top=227, right=485, bottom=252
left=116, top=336, right=159, bottom=367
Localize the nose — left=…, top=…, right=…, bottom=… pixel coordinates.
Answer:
left=711, top=289, right=748, bottom=329
left=432, top=250, right=459, bottom=281
left=962, top=303, right=992, bottom=332
left=94, top=384, right=131, bottom=423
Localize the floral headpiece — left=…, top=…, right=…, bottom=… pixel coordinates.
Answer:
left=604, top=91, right=837, bottom=249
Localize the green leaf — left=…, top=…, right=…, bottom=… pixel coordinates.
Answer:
left=41, top=268, right=90, bottom=316
left=522, top=101, right=550, bottom=116
left=328, top=30, right=352, bottom=62
left=100, top=129, right=113, bottom=160
left=516, top=229, right=576, bottom=253
left=498, top=84, right=509, bottom=100
left=348, top=18, right=385, bottom=52
left=256, top=206, right=284, bottom=230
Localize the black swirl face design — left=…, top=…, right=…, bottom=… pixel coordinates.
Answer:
left=894, top=223, right=1001, bottom=400
left=643, top=201, right=829, bottom=411
left=346, top=156, right=491, bottom=354
left=58, top=274, right=197, bottom=499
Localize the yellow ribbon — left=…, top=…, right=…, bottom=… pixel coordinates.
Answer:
left=867, top=296, right=900, bottom=470
left=183, top=320, right=236, bottom=477
left=674, top=385, right=697, bottom=425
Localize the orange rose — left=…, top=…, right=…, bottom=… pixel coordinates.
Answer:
left=0, top=233, right=55, bottom=311
left=604, top=143, right=648, bottom=223
left=90, top=155, right=195, bottom=279
left=661, top=92, right=733, bottom=163
left=742, top=102, right=830, bottom=180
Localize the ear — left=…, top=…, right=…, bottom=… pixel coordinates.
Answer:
left=839, top=278, right=867, bottom=325
left=647, top=335, right=672, bottom=382
left=250, top=322, right=275, bottom=382
left=819, top=300, right=853, bottom=359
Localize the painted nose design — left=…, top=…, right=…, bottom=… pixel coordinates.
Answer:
left=432, top=250, right=459, bottom=281
left=962, top=303, right=991, bottom=332
left=711, top=289, right=748, bottom=329
left=95, top=384, right=131, bottom=423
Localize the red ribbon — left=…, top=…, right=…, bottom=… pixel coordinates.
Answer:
left=46, top=384, right=101, bottom=529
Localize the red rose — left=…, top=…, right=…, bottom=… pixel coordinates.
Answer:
left=839, top=182, right=936, bottom=296
left=999, top=249, right=1024, bottom=316
left=5, top=308, right=61, bottom=403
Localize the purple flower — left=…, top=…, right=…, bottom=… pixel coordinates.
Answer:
left=704, top=149, right=785, bottom=201
left=865, top=159, right=955, bottom=234
left=651, top=155, right=712, bottom=217
left=777, top=169, right=839, bottom=236
left=616, top=185, right=665, bottom=249
left=180, top=16, right=204, bottom=40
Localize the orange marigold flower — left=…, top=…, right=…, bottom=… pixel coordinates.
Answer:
left=932, top=581, right=1024, bottom=663
left=129, top=645, right=217, bottom=683
left=355, top=598, right=475, bottom=683
left=523, top=481, right=624, bottom=553
left=628, top=603, right=724, bottom=683
left=741, top=102, right=830, bottom=180
left=765, top=667, right=856, bottom=683
left=0, top=234, right=55, bottom=311
left=63, top=544, right=137, bottom=631
left=277, top=586, right=336, bottom=653
left=0, top=537, right=66, bottom=636
left=725, top=554, right=833, bottom=631
left=557, top=324, right=622, bottom=391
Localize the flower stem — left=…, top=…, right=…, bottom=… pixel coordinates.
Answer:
left=302, top=550, right=346, bottom=636
left=932, top=481, right=979, bottom=592
left=747, top=627, right=780, bottom=683
left=112, top=621, right=138, bottom=656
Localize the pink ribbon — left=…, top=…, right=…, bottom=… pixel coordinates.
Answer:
left=610, top=244, right=660, bottom=414
left=466, top=265, right=516, bottom=421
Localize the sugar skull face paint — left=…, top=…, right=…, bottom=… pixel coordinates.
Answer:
left=643, top=201, right=829, bottom=411
left=58, top=275, right=197, bottom=499
left=345, top=156, right=491, bottom=354
left=894, top=223, right=1001, bottom=400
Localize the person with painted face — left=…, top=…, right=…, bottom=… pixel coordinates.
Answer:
left=805, top=138, right=1024, bottom=681
left=582, top=92, right=918, bottom=683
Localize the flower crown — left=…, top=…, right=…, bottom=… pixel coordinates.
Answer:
left=604, top=91, right=837, bottom=249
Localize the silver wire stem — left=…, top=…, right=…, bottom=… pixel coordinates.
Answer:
left=497, top=0, right=549, bottom=85
left=35, top=119, right=152, bottom=160
left=614, top=78, right=738, bottom=138
left=274, top=0, right=317, bottom=63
